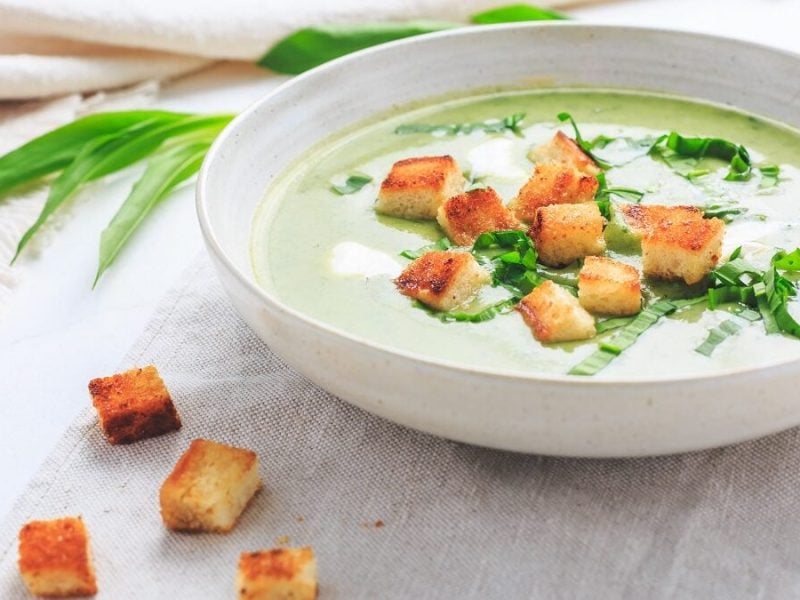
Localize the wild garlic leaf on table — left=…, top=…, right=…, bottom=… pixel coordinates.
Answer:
left=12, top=124, right=157, bottom=263
left=87, top=114, right=231, bottom=180
left=470, top=4, right=567, bottom=24
left=11, top=112, right=233, bottom=263
left=257, top=4, right=569, bottom=74
left=0, top=110, right=188, bottom=199
left=258, top=21, right=459, bottom=74
left=94, top=141, right=212, bottom=286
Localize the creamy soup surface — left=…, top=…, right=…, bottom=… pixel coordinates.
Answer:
left=251, top=89, right=800, bottom=379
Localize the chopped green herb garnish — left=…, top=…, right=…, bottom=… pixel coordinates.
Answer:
left=399, top=237, right=452, bottom=260
left=595, top=172, right=644, bottom=218
left=331, top=173, right=372, bottom=195
left=764, top=265, right=800, bottom=337
left=707, top=249, right=800, bottom=338
left=406, top=228, right=550, bottom=323
left=595, top=196, right=611, bottom=220
left=709, top=257, right=762, bottom=287
left=708, top=285, right=755, bottom=309
left=754, top=280, right=780, bottom=334
left=772, top=248, right=800, bottom=271
left=759, top=165, right=781, bottom=188
left=670, top=296, right=711, bottom=309
left=568, top=299, right=685, bottom=376
left=415, top=297, right=518, bottom=323
left=702, top=203, right=747, bottom=223
left=596, top=316, right=636, bottom=333
left=686, top=168, right=711, bottom=180
left=695, top=319, right=742, bottom=356
left=556, top=112, right=610, bottom=169
left=599, top=341, right=622, bottom=355
left=586, top=135, right=661, bottom=168
left=734, top=306, right=762, bottom=322
left=473, top=230, right=544, bottom=296
left=395, top=113, right=525, bottom=137
left=650, top=132, right=758, bottom=182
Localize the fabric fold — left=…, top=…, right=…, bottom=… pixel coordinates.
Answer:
left=0, top=0, right=583, bottom=99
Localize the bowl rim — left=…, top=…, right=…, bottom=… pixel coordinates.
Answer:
left=196, top=21, right=800, bottom=387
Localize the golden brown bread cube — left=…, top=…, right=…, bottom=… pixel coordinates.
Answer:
left=436, top=187, right=521, bottom=246
left=578, top=256, right=642, bottom=316
left=528, top=130, right=601, bottom=176
left=376, top=155, right=465, bottom=220
left=160, top=439, right=261, bottom=533
left=529, top=202, right=606, bottom=267
left=517, top=280, right=596, bottom=343
left=18, top=517, right=97, bottom=598
left=395, top=250, right=490, bottom=312
left=641, top=217, right=725, bottom=285
left=509, top=163, right=599, bottom=223
left=619, top=203, right=704, bottom=237
left=89, top=365, right=181, bottom=445
left=237, top=547, right=318, bottom=600
left=618, top=203, right=724, bottom=284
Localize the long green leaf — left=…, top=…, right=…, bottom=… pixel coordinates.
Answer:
left=0, top=110, right=187, bottom=198
left=12, top=128, right=141, bottom=263
left=88, top=114, right=232, bottom=180
left=12, top=119, right=165, bottom=262
left=257, top=21, right=459, bottom=74
left=94, top=141, right=211, bottom=286
left=257, top=4, right=568, bottom=74
left=12, top=115, right=232, bottom=262
left=471, top=4, right=567, bottom=23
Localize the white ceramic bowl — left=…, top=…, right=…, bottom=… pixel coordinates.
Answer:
left=197, top=23, right=800, bottom=457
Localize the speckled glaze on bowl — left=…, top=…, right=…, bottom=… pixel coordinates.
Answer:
left=197, top=23, right=800, bottom=457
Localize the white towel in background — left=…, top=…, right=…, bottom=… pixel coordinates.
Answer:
left=0, top=0, right=587, bottom=100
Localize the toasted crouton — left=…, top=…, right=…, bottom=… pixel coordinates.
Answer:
left=18, top=517, right=97, bottom=598
left=160, top=439, right=261, bottom=533
left=436, top=187, right=521, bottom=245
left=509, top=163, right=599, bottom=223
left=237, top=547, right=317, bottom=600
left=641, top=217, right=725, bottom=285
left=619, top=204, right=704, bottom=237
left=395, top=250, right=490, bottom=311
left=529, top=202, right=606, bottom=267
left=517, top=280, right=595, bottom=343
left=528, top=131, right=601, bottom=176
left=88, top=365, right=181, bottom=445
left=578, top=256, right=642, bottom=316
left=618, top=204, right=724, bottom=284
left=376, top=155, right=465, bottom=220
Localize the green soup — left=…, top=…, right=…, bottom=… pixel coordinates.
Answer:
left=251, top=89, right=800, bottom=378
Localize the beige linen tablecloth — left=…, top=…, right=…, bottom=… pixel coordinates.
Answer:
left=1, top=255, right=799, bottom=598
